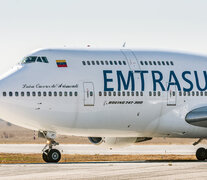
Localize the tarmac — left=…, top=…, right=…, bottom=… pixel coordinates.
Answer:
left=0, top=144, right=202, bottom=155
left=0, top=144, right=207, bottom=179
left=0, top=161, right=207, bottom=180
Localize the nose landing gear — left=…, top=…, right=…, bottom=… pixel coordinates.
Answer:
left=39, top=131, right=61, bottom=163
left=42, top=140, right=61, bottom=163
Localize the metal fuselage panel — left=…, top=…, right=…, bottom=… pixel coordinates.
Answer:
left=0, top=49, right=207, bottom=138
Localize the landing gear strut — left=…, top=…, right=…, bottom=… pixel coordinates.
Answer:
left=39, top=131, right=61, bottom=163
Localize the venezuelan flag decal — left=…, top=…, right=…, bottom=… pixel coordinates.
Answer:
left=56, top=60, right=67, bottom=67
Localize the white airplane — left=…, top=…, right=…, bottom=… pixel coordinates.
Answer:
left=1, top=48, right=207, bottom=163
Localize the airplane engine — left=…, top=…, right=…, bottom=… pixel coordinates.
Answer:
left=88, top=137, right=152, bottom=148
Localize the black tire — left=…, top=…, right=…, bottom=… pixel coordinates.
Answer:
left=196, top=147, right=207, bottom=161
left=42, top=149, right=49, bottom=163
left=47, top=149, right=61, bottom=163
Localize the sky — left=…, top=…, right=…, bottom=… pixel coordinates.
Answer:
left=0, top=0, right=207, bottom=73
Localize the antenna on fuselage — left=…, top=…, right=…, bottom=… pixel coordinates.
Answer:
left=122, top=42, right=126, bottom=48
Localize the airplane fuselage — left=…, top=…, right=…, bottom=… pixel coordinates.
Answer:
left=1, top=49, right=207, bottom=138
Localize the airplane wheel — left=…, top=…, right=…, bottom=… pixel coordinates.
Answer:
left=42, top=149, right=49, bottom=163
left=196, top=147, right=207, bottom=161
left=47, top=149, right=61, bottom=163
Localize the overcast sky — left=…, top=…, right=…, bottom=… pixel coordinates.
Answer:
left=0, top=0, right=207, bottom=73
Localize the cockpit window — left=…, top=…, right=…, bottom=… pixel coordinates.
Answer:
left=36, top=57, right=42, bottom=62
left=21, top=56, right=49, bottom=64
left=41, top=57, right=49, bottom=63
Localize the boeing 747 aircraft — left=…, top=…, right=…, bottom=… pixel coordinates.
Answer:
left=1, top=48, right=207, bottom=162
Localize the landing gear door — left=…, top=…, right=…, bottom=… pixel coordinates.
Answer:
left=83, top=82, right=95, bottom=106
left=121, top=49, right=140, bottom=70
left=167, top=83, right=177, bottom=106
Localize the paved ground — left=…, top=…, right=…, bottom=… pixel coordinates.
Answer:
left=0, top=144, right=206, bottom=179
left=0, top=161, right=207, bottom=180
left=0, top=144, right=204, bottom=155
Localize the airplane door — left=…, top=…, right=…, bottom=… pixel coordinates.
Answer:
left=167, top=83, right=177, bottom=106
left=83, top=82, right=95, bottom=106
left=121, top=49, right=140, bottom=70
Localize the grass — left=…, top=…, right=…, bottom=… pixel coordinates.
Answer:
left=0, top=154, right=197, bottom=164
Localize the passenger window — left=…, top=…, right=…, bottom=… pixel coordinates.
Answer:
left=192, top=91, right=195, bottom=96
left=104, top=92, right=107, bottom=96
left=69, top=92, right=72, bottom=96
left=90, top=91, right=93, bottom=96
left=87, top=61, right=90, bottom=65
left=144, top=61, right=148, bottom=65
left=96, top=61, right=100, bottom=65
left=101, top=61, right=104, bottom=65
left=162, top=61, right=165, bottom=65
left=153, top=92, right=156, bottom=96
left=27, top=92, right=30, bottom=96
left=158, top=61, right=161, bottom=65
left=59, top=92, right=62, bottom=96
left=118, top=92, right=121, bottom=96
left=3, top=92, right=6, bottom=96
left=149, top=61, right=152, bottom=65
left=158, top=91, right=161, bottom=96
left=196, top=91, right=199, bottom=96
left=114, top=61, right=117, bottom=65
left=201, top=91, right=203, bottom=96
left=122, top=92, right=125, bottom=96
left=127, top=91, right=130, bottom=96
left=99, top=92, right=102, bottom=96
left=140, top=92, right=143, bottom=96
left=38, top=92, right=41, bottom=96
left=32, top=92, right=36, bottom=96
left=149, top=91, right=152, bottom=96
left=170, top=61, right=174, bottom=65
left=108, top=92, right=111, bottom=96
left=105, top=61, right=109, bottom=65
left=140, top=61, right=144, bottom=65
left=74, top=92, right=78, bottom=96
left=54, top=92, right=57, bottom=96
left=9, top=92, right=13, bottom=96
left=153, top=61, right=156, bottom=65
left=172, top=91, right=175, bottom=96
left=113, top=91, right=116, bottom=96
left=49, top=92, right=52, bottom=96
left=21, top=92, right=24, bottom=96
left=92, top=61, right=95, bottom=65
left=183, top=92, right=186, bottom=96
left=131, top=92, right=134, bottom=96
left=82, top=61, right=86, bottom=65
left=64, top=92, right=67, bottom=96
left=43, top=92, right=47, bottom=96
left=166, top=61, right=169, bottom=65
left=123, top=61, right=126, bottom=65
left=15, top=92, right=18, bottom=96
left=109, top=61, right=113, bottom=65
left=179, top=92, right=182, bottom=96
left=136, top=91, right=139, bottom=96
left=118, top=61, right=122, bottom=65
left=188, top=92, right=190, bottom=96
left=36, top=57, right=42, bottom=62
left=205, top=92, right=207, bottom=96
